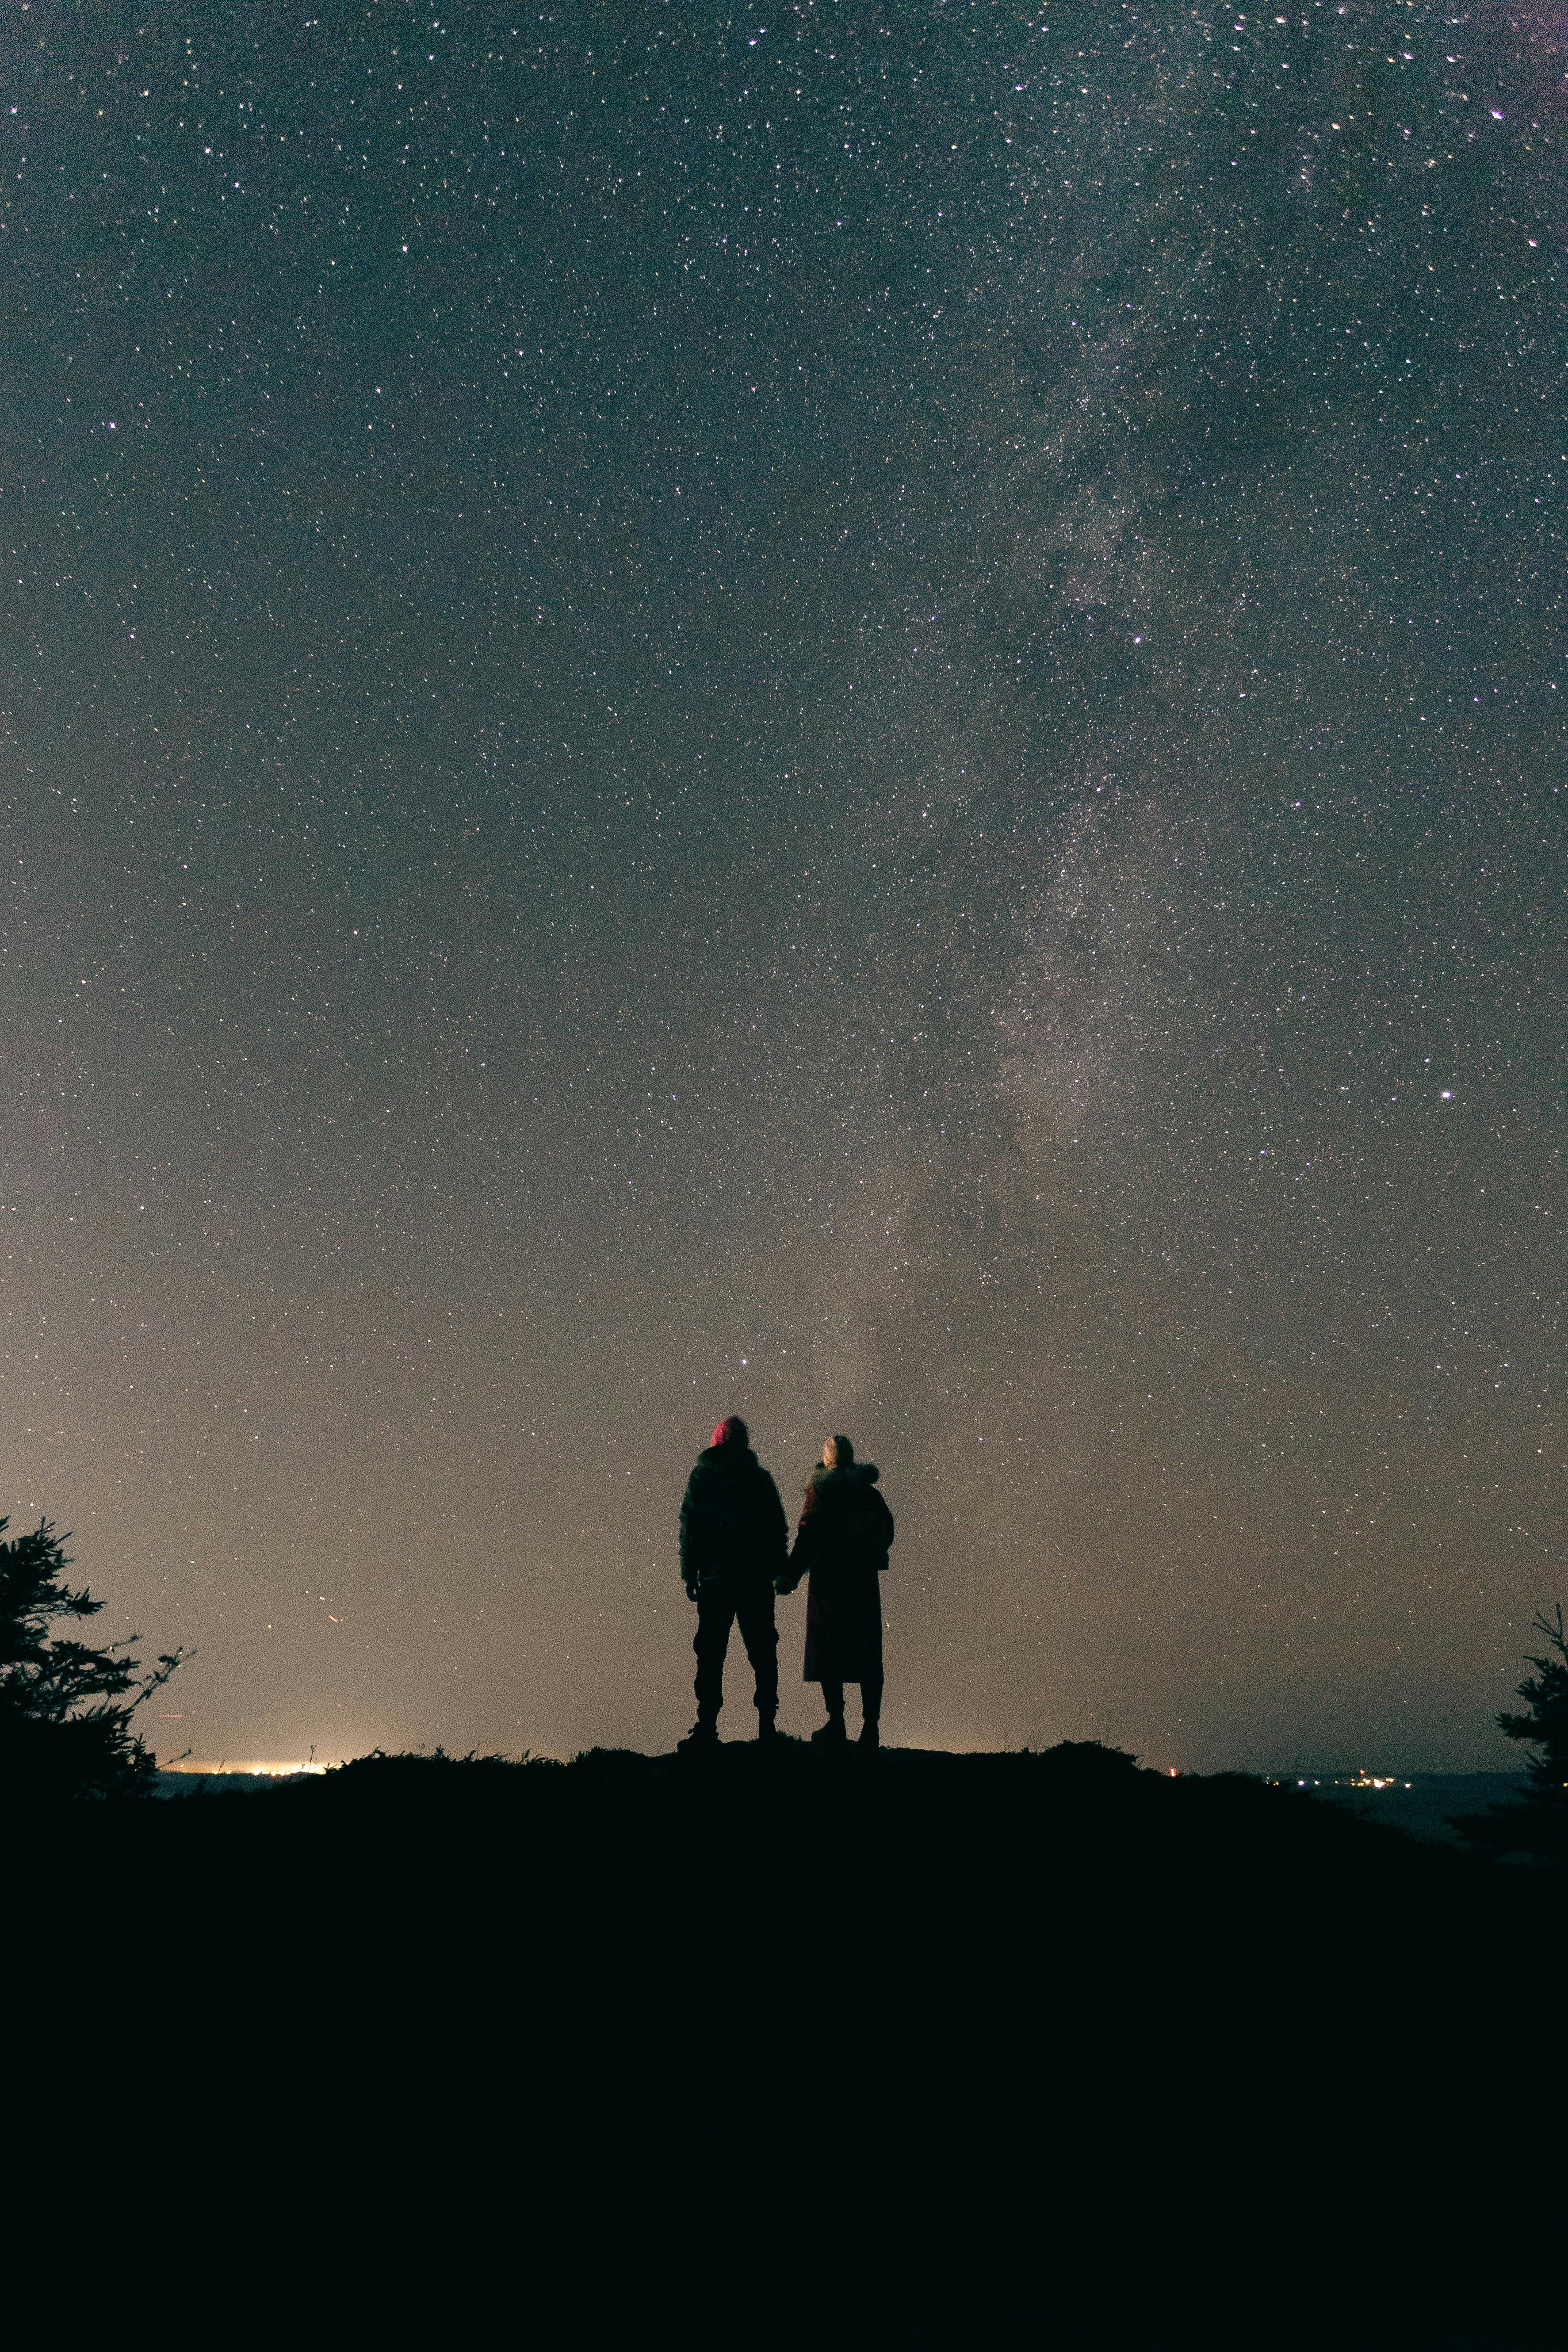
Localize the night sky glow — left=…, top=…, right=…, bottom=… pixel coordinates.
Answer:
left=4, top=1, right=1561, bottom=1767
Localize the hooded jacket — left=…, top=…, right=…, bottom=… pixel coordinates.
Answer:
left=678, top=1443, right=789, bottom=1593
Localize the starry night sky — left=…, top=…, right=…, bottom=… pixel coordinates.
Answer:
left=4, top=0, right=1562, bottom=1767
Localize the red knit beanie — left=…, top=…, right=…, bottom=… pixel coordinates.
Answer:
left=711, top=1415, right=749, bottom=1449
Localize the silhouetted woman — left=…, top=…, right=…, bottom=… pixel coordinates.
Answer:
left=779, top=1434, right=895, bottom=1747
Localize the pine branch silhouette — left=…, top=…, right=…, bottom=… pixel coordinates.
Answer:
left=0, top=1517, right=190, bottom=1799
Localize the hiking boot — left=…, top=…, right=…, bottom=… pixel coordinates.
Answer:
left=811, top=1717, right=847, bottom=1745
left=677, top=1721, right=718, bottom=1755
left=858, top=1721, right=880, bottom=1750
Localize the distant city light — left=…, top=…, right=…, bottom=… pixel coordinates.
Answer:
left=1279, top=1774, right=1413, bottom=1792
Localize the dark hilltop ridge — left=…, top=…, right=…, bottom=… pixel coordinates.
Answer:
left=13, top=1510, right=1563, bottom=2349
left=27, top=1738, right=1557, bottom=2350
left=153, top=1748, right=1536, bottom=1845
left=45, top=1736, right=1562, bottom=1933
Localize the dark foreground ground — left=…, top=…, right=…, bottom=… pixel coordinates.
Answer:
left=29, top=1742, right=1557, bottom=2346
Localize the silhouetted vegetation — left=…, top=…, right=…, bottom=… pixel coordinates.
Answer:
left=137, top=1732, right=1528, bottom=1899
left=1453, top=1608, right=1568, bottom=1862
left=1498, top=1606, right=1568, bottom=1795
left=0, top=1517, right=186, bottom=1799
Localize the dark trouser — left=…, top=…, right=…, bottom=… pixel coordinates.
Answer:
left=822, top=1677, right=882, bottom=1726
left=694, top=1579, right=779, bottom=1726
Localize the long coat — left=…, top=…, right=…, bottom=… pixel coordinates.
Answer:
left=787, top=1463, right=895, bottom=1684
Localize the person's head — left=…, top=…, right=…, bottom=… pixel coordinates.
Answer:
left=823, top=1434, right=854, bottom=1470
left=711, top=1414, right=749, bottom=1451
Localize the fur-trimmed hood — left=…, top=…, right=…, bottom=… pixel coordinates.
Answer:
left=804, top=1460, right=880, bottom=1493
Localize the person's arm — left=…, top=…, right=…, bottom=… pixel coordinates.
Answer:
left=678, top=1473, right=702, bottom=1597
left=764, top=1474, right=790, bottom=1584
left=777, top=1489, right=817, bottom=1594
left=854, top=1484, right=893, bottom=1566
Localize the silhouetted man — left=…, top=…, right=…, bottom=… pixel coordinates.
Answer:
left=677, top=1415, right=787, bottom=1751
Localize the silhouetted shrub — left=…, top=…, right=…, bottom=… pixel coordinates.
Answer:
left=0, top=1517, right=185, bottom=1799
left=281, top=1745, right=561, bottom=1810
left=1028, top=1739, right=1143, bottom=1784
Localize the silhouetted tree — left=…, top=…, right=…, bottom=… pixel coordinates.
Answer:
left=0, top=1517, right=186, bottom=1798
left=1453, top=1606, right=1568, bottom=1862
left=1497, top=1606, right=1568, bottom=1800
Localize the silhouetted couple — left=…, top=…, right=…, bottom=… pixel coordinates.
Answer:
left=677, top=1415, right=895, bottom=1752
